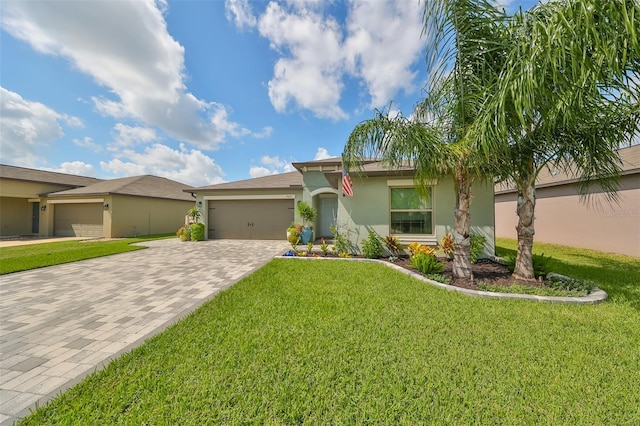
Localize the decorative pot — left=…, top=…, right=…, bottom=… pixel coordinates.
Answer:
left=300, top=227, right=313, bottom=244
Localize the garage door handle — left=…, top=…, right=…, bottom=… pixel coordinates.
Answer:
left=247, top=222, right=254, bottom=227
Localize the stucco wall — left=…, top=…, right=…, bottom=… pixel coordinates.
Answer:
left=0, top=197, right=32, bottom=236
left=0, top=180, right=81, bottom=237
left=333, top=175, right=495, bottom=257
left=0, top=180, right=72, bottom=199
left=495, top=173, right=639, bottom=257
left=110, top=195, right=194, bottom=238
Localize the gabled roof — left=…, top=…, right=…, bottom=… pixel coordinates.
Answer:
left=190, top=159, right=416, bottom=193
left=46, top=175, right=195, bottom=201
left=190, top=171, right=303, bottom=191
left=495, top=144, right=640, bottom=194
left=0, top=164, right=102, bottom=187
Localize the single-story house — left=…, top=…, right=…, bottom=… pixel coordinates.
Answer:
left=495, top=144, right=640, bottom=257
left=0, top=164, right=195, bottom=238
left=188, top=158, right=496, bottom=256
left=0, top=164, right=102, bottom=237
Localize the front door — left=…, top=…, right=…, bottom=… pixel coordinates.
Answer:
left=318, top=196, right=338, bottom=238
left=32, top=202, right=40, bottom=234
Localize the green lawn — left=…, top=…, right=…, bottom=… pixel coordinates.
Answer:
left=0, top=234, right=173, bottom=275
left=18, top=240, right=640, bottom=424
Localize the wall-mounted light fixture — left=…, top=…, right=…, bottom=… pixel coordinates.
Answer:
left=197, top=201, right=202, bottom=208
left=103, top=204, right=109, bottom=210
left=40, top=205, right=47, bottom=211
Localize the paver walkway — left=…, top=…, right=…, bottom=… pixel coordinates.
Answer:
left=0, top=239, right=289, bottom=425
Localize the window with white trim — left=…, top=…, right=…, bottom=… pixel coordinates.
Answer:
left=390, top=187, right=433, bottom=235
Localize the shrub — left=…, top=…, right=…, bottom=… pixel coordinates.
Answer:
left=503, top=253, right=553, bottom=277
left=408, top=242, right=436, bottom=257
left=330, top=224, right=354, bottom=256
left=470, top=235, right=487, bottom=264
left=383, top=235, right=401, bottom=255
left=425, top=273, right=451, bottom=284
left=546, top=272, right=594, bottom=293
left=439, top=232, right=454, bottom=259
left=320, top=238, right=329, bottom=256
left=176, top=226, right=190, bottom=242
left=190, top=223, right=205, bottom=241
left=410, top=253, right=443, bottom=275
left=362, top=230, right=384, bottom=259
left=287, top=223, right=302, bottom=244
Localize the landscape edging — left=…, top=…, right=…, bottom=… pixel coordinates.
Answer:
left=275, top=255, right=608, bottom=304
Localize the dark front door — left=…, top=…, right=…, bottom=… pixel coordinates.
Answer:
left=32, top=202, right=40, bottom=234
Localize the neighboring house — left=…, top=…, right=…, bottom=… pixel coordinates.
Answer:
left=0, top=164, right=102, bottom=237
left=189, top=158, right=496, bottom=256
left=495, top=144, right=640, bottom=257
left=0, top=164, right=195, bottom=238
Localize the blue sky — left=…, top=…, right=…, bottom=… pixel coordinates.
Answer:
left=1, top=0, right=536, bottom=187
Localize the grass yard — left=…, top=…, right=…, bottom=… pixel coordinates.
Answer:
left=0, top=234, right=173, bottom=275
left=18, top=240, right=640, bottom=424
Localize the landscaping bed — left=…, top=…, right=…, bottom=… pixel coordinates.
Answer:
left=288, top=247, right=594, bottom=297
left=394, top=257, right=542, bottom=289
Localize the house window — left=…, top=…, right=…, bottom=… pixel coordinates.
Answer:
left=390, top=187, right=432, bottom=235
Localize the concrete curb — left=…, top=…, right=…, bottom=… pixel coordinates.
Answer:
left=275, top=256, right=608, bottom=304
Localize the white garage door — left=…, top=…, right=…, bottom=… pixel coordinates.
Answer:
left=54, top=203, right=104, bottom=237
left=208, top=199, right=294, bottom=240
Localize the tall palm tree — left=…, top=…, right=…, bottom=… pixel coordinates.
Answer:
left=472, top=0, right=640, bottom=279
left=343, top=1, right=509, bottom=279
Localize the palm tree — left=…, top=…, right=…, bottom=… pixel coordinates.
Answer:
left=472, top=0, right=640, bottom=279
left=344, top=1, right=509, bottom=279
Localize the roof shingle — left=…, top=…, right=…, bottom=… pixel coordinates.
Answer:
left=46, top=175, right=195, bottom=201
left=0, top=164, right=102, bottom=187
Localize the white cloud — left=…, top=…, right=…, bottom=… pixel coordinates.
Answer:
left=0, top=87, right=80, bottom=166
left=258, top=2, right=347, bottom=120
left=47, top=161, right=97, bottom=177
left=100, top=143, right=225, bottom=187
left=249, top=166, right=277, bottom=178
left=344, top=0, right=424, bottom=107
left=109, top=123, right=158, bottom=149
left=313, top=147, right=333, bottom=160
left=73, top=136, right=102, bottom=152
left=252, top=126, right=274, bottom=139
left=225, top=0, right=424, bottom=119
left=225, top=0, right=257, bottom=30
left=1, top=0, right=253, bottom=149
left=249, top=153, right=295, bottom=176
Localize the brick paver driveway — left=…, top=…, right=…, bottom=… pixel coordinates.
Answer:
left=0, top=239, right=289, bottom=425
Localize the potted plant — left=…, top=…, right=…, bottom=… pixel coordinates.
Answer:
left=187, top=206, right=202, bottom=224
left=287, top=222, right=302, bottom=243
left=296, top=201, right=316, bottom=244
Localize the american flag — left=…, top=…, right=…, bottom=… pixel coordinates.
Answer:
left=342, top=164, right=353, bottom=197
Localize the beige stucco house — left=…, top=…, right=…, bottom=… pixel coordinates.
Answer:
left=0, top=165, right=102, bottom=237
left=0, top=165, right=195, bottom=238
left=495, top=144, right=640, bottom=257
left=189, top=158, right=496, bottom=256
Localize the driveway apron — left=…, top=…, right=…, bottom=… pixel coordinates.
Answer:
left=0, top=239, right=289, bottom=425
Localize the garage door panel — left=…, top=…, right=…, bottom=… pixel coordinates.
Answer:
left=208, top=199, right=293, bottom=240
left=54, top=204, right=103, bottom=237
left=208, top=201, right=250, bottom=239
left=250, top=201, right=295, bottom=240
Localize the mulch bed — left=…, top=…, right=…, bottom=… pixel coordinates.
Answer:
left=391, top=257, right=544, bottom=291
left=290, top=249, right=544, bottom=291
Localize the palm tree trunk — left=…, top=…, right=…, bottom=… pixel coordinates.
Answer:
left=513, top=180, right=536, bottom=280
left=452, top=174, right=472, bottom=279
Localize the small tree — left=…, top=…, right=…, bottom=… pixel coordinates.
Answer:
left=187, top=206, right=202, bottom=224
left=296, top=201, right=316, bottom=228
